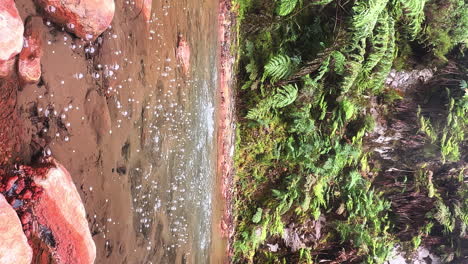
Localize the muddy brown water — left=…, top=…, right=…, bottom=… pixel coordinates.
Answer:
left=14, top=0, right=226, bottom=263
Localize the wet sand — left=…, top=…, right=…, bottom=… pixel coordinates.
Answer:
left=212, top=0, right=236, bottom=262
left=12, top=0, right=231, bottom=263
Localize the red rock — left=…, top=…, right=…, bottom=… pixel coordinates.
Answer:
left=32, top=159, right=96, bottom=264
left=35, top=0, right=115, bottom=41
left=5, top=175, right=18, bottom=192
left=136, top=0, right=152, bottom=21
left=177, top=36, right=191, bottom=74
left=0, top=0, right=24, bottom=77
left=0, top=194, right=33, bottom=264
left=15, top=178, right=25, bottom=194
left=22, top=189, right=33, bottom=200
left=18, top=16, right=44, bottom=84
left=20, top=212, right=31, bottom=225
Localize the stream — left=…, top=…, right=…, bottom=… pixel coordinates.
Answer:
left=15, top=0, right=225, bottom=263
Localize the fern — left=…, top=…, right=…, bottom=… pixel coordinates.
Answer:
left=337, top=169, right=392, bottom=263
left=341, top=99, right=358, bottom=121
left=298, top=248, right=313, bottom=263
left=263, top=54, right=297, bottom=83
left=307, top=55, right=331, bottom=87
left=245, top=41, right=258, bottom=79
left=422, top=92, right=467, bottom=163
left=340, top=0, right=394, bottom=93
left=331, top=51, right=346, bottom=75
left=245, top=63, right=258, bottom=81
left=362, top=11, right=391, bottom=74
left=440, top=133, right=460, bottom=163
left=395, top=0, right=427, bottom=39
left=363, top=17, right=396, bottom=93
left=454, top=203, right=468, bottom=237
left=331, top=99, right=359, bottom=134
left=246, top=84, right=299, bottom=121
left=272, top=174, right=302, bottom=217
left=343, top=0, right=391, bottom=94
left=434, top=201, right=455, bottom=233
left=340, top=39, right=366, bottom=93
left=252, top=208, right=263, bottom=223
left=417, top=107, right=438, bottom=143
left=241, top=41, right=260, bottom=90
left=351, top=0, right=390, bottom=40
left=272, top=84, right=298, bottom=108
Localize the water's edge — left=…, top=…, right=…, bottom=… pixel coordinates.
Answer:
left=211, top=0, right=236, bottom=263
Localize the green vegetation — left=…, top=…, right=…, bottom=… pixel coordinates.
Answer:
left=423, top=0, right=468, bottom=61
left=412, top=78, right=468, bottom=261
left=418, top=84, right=468, bottom=163
left=232, top=0, right=467, bottom=263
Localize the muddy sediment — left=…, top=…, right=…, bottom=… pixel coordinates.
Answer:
left=213, top=0, right=237, bottom=262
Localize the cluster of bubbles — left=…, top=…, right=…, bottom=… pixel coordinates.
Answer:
left=35, top=0, right=219, bottom=262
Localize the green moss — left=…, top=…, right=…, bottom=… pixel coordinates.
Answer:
left=423, top=0, right=468, bottom=60
left=393, top=41, right=413, bottom=70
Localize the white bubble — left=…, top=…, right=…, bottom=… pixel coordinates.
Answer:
left=47, top=5, right=56, bottom=13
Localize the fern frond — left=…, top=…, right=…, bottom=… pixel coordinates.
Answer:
left=246, top=84, right=299, bottom=121
left=331, top=51, right=346, bottom=75
left=252, top=208, right=263, bottom=223
left=434, top=201, right=455, bottom=233
left=245, top=62, right=259, bottom=81
left=263, top=54, right=297, bottom=83
left=271, top=84, right=299, bottom=108
left=454, top=203, right=468, bottom=237
left=363, top=17, right=396, bottom=93
left=341, top=99, right=358, bottom=121
left=289, top=104, right=315, bottom=134
left=351, top=0, right=390, bottom=40
left=340, top=39, right=366, bottom=93
left=245, top=103, right=271, bottom=121
left=312, top=55, right=332, bottom=83
left=441, top=134, right=460, bottom=163
left=362, top=11, right=390, bottom=74
left=242, top=40, right=260, bottom=90
left=395, top=0, right=427, bottom=39
left=418, top=108, right=437, bottom=143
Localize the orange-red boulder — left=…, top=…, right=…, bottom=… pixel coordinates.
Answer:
left=19, top=16, right=44, bottom=84
left=0, top=0, right=24, bottom=78
left=35, top=0, right=115, bottom=41
left=136, top=0, right=152, bottom=21
left=0, top=194, right=33, bottom=264
left=32, top=159, right=96, bottom=264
